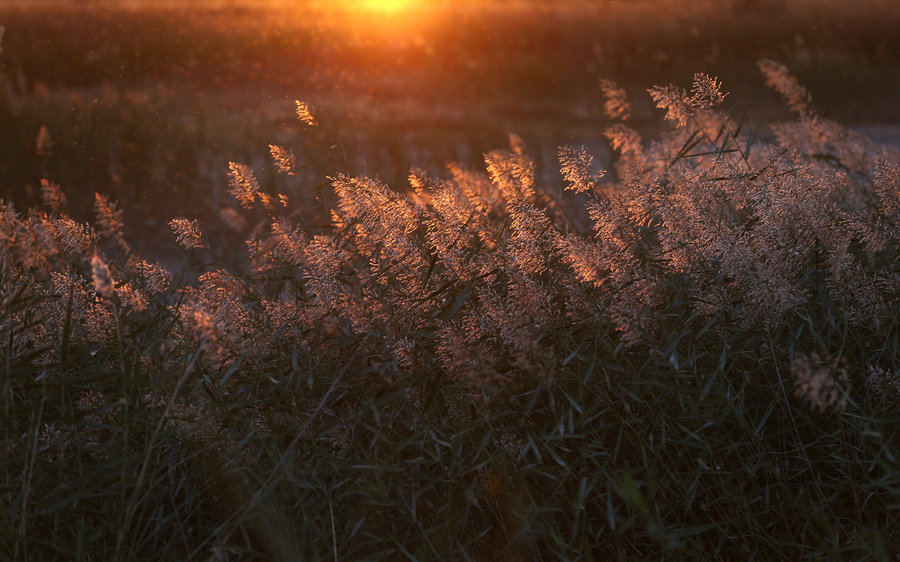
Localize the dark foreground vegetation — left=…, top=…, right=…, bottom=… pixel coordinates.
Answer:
left=2, top=1, right=900, bottom=560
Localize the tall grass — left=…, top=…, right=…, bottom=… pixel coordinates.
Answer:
left=2, top=59, right=900, bottom=560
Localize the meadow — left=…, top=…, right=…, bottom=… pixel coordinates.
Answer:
left=2, top=0, right=900, bottom=559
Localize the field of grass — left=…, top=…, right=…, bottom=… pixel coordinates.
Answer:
left=2, top=1, right=900, bottom=560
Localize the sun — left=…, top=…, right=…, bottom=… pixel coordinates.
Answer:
left=310, top=0, right=435, bottom=34
left=356, top=0, right=417, bottom=14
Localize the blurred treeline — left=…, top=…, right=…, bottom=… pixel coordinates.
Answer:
left=1, top=0, right=898, bottom=256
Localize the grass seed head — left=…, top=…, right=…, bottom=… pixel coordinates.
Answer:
left=90, top=251, right=115, bottom=298
left=295, top=100, right=318, bottom=126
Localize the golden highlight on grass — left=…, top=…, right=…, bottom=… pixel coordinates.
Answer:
left=169, top=217, right=204, bottom=249
left=268, top=144, right=296, bottom=175
left=294, top=100, right=318, bottom=127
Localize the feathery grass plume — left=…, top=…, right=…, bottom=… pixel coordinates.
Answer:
left=127, top=259, right=171, bottom=293
left=584, top=192, right=641, bottom=269
left=757, top=58, right=813, bottom=117
left=408, top=166, right=431, bottom=190
left=40, top=180, right=67, bottom=214
left=748, top=159, right=846, bottom=309
left=55, top=217, right=97, bottom=261
left=191, top=308, right=217, bottom=354
left=709, top=185, right=806, bottom=325
left=850, top=156, right=900, bottom=252
left=723, top=236, right=809, bottom=327
left=169, top=218, right=204, bottom=249
left=604, top=123, right=643, bottom=159
left=558, top=233, right=604, bottom=287
left=767, top=118, right=841, bottom=165
left=115, top=282, right=147, bottom=312
left=446, top=162, right=502, bottom=213
left=873, top=157, right=900, bottom=217
left=599, top=78, right=631, bottom=121
left=47, top=270, right=93, bottom=341
left=227, top=162, right=263, bottom=209
left=197, top=269, right=246, bottom=298
left=638, top=137, right=847, bottom=326
left=35, top=125, right=53, bottom=157
left=7, top=210, right=54, bottom=274
left=36, top=214, right=86, bottom=274
left=508, top=132, right=527, bottom=155
left=90, top=251, right=115, bottom=298
left=268, top=219, right=307, bottom=267
left=648, top=84, right=694, bottom=128
left=413, top=167, right=452, bottom=206
left=484, top=150, right=535, bottom=201
left=652, top=164, right=734, bottom=274
left=330, top=174, right=422, bottom=270
left=94, top=193, right=129, bottom=252
left=792, top=351, right=850, bottom=413
left=268, top=144, right=296, bottom=175
left=423, top=178, right=495, bottom=279
left=558, top=146, right=604, bottom=193
left=84, top=302, right=117, bottom=349
left=558, top=180, right=666, bottom=345
left=295, top=100, right=318, bottom=126
left=245, top=230, right=282, bottom=275
left=484, top=272, right=555, bottom=359
left=303, top=234, right=346, bottom=311
left=183, top=270, right=257, bottom=366
left=265, top=218, right=302, bottom=257
left=690, top=73, right=727, bottom=109
left=507, top=200, right=559, bottom=276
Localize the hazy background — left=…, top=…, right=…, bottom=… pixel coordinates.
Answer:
left=2, top=0, right=898, bottom=254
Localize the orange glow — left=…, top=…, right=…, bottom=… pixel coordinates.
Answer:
left=355, top=0, right=417, bottom=14
left=315, top=0, right=436, bottom=35
left=317, top=0, right=427, bottom=17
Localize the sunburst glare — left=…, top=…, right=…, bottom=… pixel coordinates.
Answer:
left=357, top=0, right=417, bottom=14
